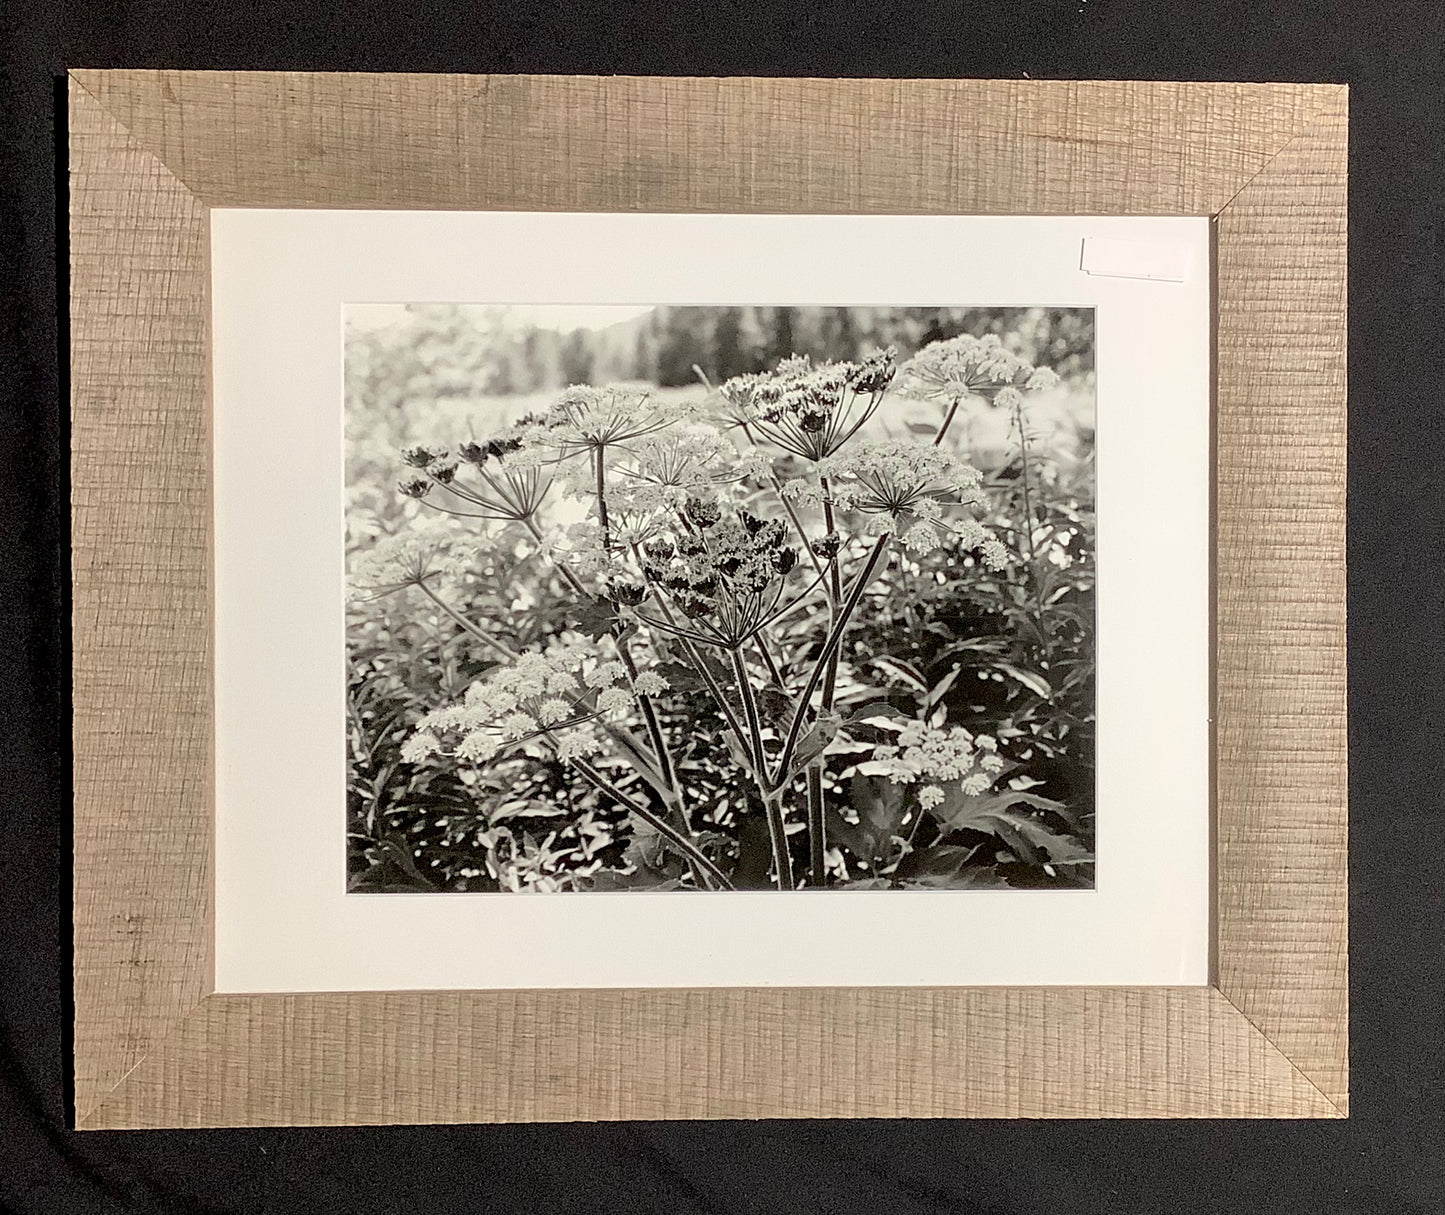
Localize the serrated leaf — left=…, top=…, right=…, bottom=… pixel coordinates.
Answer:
left=982, top=811, right=1094, bottom=866
left=923, top=665, right=963, bottom=713
left=928, top=786, right=1071, bottom=835
left=581, top=867, right=685, bottom=892
left=893, top=844, right=1006, bottom=889
left=574, top=596, right=620, bottom=640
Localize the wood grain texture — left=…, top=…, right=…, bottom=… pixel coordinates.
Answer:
left=69, top=72, right=1348, bottom=1127
left=71, top=71, right=1340, bottom=216
left=80, top=988, right=1336, bottom=1128
left=69, top=80, right=213, bottom=1123
left=1215, top=88, right=1349, bottom=1113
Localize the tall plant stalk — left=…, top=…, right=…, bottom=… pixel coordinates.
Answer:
left=416, top=582, right=515, bottom=661
left=773, top=534, right=893, bottom=786
left=566, top=753, right=732, bottom=891
left=1009, top=393, right=1050, bottom=640
left=730, top=647, right=793, bottom=890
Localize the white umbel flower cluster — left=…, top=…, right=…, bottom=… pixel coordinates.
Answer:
left=803, top=439, right=994, bottom=556
left=870, top=720, right=1008, bottom=809
left=900, top=332, right=1060, bottom=404
left=404, top=638, right=627, bottom=766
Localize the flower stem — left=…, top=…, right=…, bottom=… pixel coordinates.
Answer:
left=805, top=765, right=827, bottom=887
left=754, top=634, right=784, bottom=687
left=769, top=473, right=831, bottom=590
left=567, top=756, right=733, bottom=891
left=1010, top=395, right=1050, bottom=640
left=591, top=551, right=706, bottom=883
left=594, top=446, right=611, bottom=551
left=523, top=516, right=590, bottom=599
left=762, top=791, right=794, bottom=892
left=730, top=647, right=793, bottom=891
left=618, top=659, right=676, bottom=788
left=730, top=648, right=769, bottom=776
left=675, top=636, right=748, bottom=748
left=773, top=534, right=893, bottom=784
left=934, top=394, right=962, bottom=446
left=818, top=476, right=845, bottom=608
left=415, top=582, right=515, bottom=662
left=808, top=481, right=847, bottom=890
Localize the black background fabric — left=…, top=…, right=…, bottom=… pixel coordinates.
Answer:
left=1, top=2, right=1440, bottom=1212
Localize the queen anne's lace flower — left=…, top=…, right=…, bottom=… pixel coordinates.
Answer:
left=899, top=333, right=1059, bottom=405
left=400, top=731, right=441, bottom=764
left=719, top=348, right=896, bottom=461
left=554, top=732, right=601, bottom=762
left=525, top=385, right=694, bottom=453
left=631, top=671, right=669, bottom=697
left=611, top=425, right=743, bottom=513
left=820, top=439, right=982, bottom=515
left=349, top=516, right=497, bottom=599
left=348, top=529, right=447, bottom=595
left=789, top=439, right=1013, bottom=561
left=410, top=638, right=624, bottom=765
left=870, top=721, right=1002, bottom=805
left=596, top=686, right=633, bottom=715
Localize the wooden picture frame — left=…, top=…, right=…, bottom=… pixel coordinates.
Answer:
left=69, top=71, right=1347, bottom=1128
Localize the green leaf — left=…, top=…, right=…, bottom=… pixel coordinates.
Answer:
left=869, top=655, right=928, bottom=692
left=373, top=838, right=436, bottom=891
left=984, top=814, right=1042, bottom=865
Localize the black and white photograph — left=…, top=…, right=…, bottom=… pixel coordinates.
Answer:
left=345, top=304, right=1097, bottom=893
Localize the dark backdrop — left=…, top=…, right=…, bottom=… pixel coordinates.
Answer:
left=1, top=3, right=1438, bottom=1212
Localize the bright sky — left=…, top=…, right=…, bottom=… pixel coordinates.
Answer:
left=346, top=303, right=655, bottom=332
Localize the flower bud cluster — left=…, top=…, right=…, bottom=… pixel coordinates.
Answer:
left=395, top=420, right=551, bottom=521
left=641, top=508, right=798, bottom=621
left=719, top=347, right=897, bottom=461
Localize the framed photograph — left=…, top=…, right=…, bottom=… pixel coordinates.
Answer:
left=70, top=72, right=1347, bottom=1127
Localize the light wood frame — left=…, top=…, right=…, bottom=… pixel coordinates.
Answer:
left=69, top=71, right=1347, bottom=1128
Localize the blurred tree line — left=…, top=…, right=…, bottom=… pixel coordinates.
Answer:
left=347, top=305, right=1095, bottom=414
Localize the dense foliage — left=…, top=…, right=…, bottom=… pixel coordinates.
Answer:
left=346, top=308, right=1095, bottom=893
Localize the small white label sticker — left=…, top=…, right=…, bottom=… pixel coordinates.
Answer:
left=1081, top=235, right=1194, bottom=282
